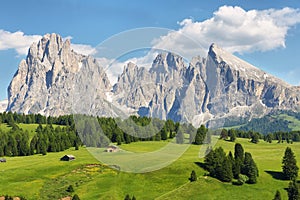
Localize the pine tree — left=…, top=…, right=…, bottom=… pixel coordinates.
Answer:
left=161, top=127, right=168, bottom=140
left=72, top=194, right=80, bottom=200
left=243, top=152, right=258, bottom=184
left=67, top=185, right=74, bottom=193
left=287, top=180, right=299, bottom=200
left=190, top=170, right=197, bottom=182
left=124, top=194, right=131, bottom=200
left=282, top=147, right=299, bottom=180
left=251, top=133, right=259, bottom=144
left=219, top=156, right=233, bottom=182
left=273, top=190, right=281, bottom=200
left=132, top=196, right=136, bottom=200
left=233, top=143, right=244, bottom=179
left=176, top=128, right=184, bottom=144
left=220, top=129, right=228, bottom=140
left=230, top=130, right=236, bottom=142
left=194, top=125, right=206, bottom=145
left=234, top=143, right=244, bottom=162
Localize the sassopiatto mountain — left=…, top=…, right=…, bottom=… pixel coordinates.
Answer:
left=7, top=33, right=300, bottom=127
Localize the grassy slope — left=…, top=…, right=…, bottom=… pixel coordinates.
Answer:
left=0, top=138, right=299, bottom=199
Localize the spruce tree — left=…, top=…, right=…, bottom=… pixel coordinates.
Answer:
left=243, top=152, right=258, bottom=184
left=273, top=190, right=281, bottom=200
left=220, top=129, right=228, bottom=140
left=282, top=147, right=299, bottom=180
left=230, top=131, right=236, bottom=142
left=190, top=170, right=197, bottom=182
left=251, top=133, right=259, bottom=144
left=67, top=185, right=74, bottom=193
left=194, top=125, right=206, bottom=145
left=219, top=157, right=233, bottom=182
left=233, top=143, right=244, bottom=179
left=72, top=194, right=80, bottom=200
left=287, top=180, right=299, bottom=200
left=234, top=143, right=244, bottom=161
left=124, top=194, right=131, bottom=200
left=176, top=128, right=184, bottom=144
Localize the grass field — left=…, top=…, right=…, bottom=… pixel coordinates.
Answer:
left=0, top=137, right=299, bottom=200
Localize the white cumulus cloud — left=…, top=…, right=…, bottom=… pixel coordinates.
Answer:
left=153, top=6, right=300, bottom=58
left=0, top=30, right=97, bottom=56
left=71, top=43, right=97, bottom=56
left=0, top=30, right=42, bottom=55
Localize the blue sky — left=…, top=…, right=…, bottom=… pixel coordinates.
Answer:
left=0, top=0, right=300, bottom=100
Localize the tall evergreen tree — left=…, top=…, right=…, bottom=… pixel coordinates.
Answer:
left=233, top=143, right=244, bottom=178
left=230, top=130, right=236, bottom=142
left=219, top=156, right=233, bottom=182
left=194, top=125, right=206, bottom=145
left=243, top=152, right=258, bottom=184
left=124, top=194, right=131, bottom=200
left=176, top=127, right=184, bottom=144
left=72, top=194, right=80, bottom=200
left=287, top=180, right=299, bottom=200
left=234, top=143, right=244, bottom=162
left=251, top=133, right=259, bottom=144
left=282, top=147, right=299, bottom=180
left=190, top=170, right=197, bottom=182
left=220, top=129, right=228, bottom=140
left=273, top=190, right=281, bottom=200
left=161, top=127, right=168, bottom=140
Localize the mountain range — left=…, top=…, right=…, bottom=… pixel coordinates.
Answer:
left=6, top=33, right=300, bottom=127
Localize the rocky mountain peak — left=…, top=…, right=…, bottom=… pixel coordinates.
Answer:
left=6, top=35, right=300, bottom=127
left=7, top=33, right=111, bottom=116
left=150, top=52, right=185, bottom=74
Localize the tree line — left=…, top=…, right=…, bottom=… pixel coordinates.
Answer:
left=0, top=124, right=81, bottom=157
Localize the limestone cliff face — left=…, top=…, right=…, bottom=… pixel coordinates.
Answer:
left=113, top=44, right=300, bottom=125
left=7, top=34, right=300, bottom=127
left=7, top=33, right=111, bottom=116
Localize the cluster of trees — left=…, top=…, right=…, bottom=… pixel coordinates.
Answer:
left=219, top=128, right=300, bottom=144
left=220, top=129, right=260, bottom=144
left=0, top=128, right=30, bottom=156
left=0, top=124, right=81, bottom=157
left=30, top=125, right=82, bottom=155
left=264, top=131, right=300, bottom=144
left=75, top=115, right=210, bottom=147
left=204, top=143, right=258, bottom=184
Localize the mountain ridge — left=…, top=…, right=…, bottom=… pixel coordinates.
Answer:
left=6, top=33, right=300, bottom=128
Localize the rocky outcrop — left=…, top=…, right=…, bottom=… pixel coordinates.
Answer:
left=7, top=34, right=300, bottom=127
left=7, top=33, right=111, bottom=116
left=112, top=44, right=300, bottom=126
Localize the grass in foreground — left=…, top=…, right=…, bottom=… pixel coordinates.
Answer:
left=0, top=138, right=299, bottom=199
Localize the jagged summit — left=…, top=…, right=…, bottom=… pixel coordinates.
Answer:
left=6, top=34, right=300, bottom=127
left=150, top=52, right=185, bottom=74
left=7, top=33, right=111, bottom=116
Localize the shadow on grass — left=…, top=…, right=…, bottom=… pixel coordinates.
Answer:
left=265, top=170, right=286, bottom=180
left=194, top=162, right=207, bottom=170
